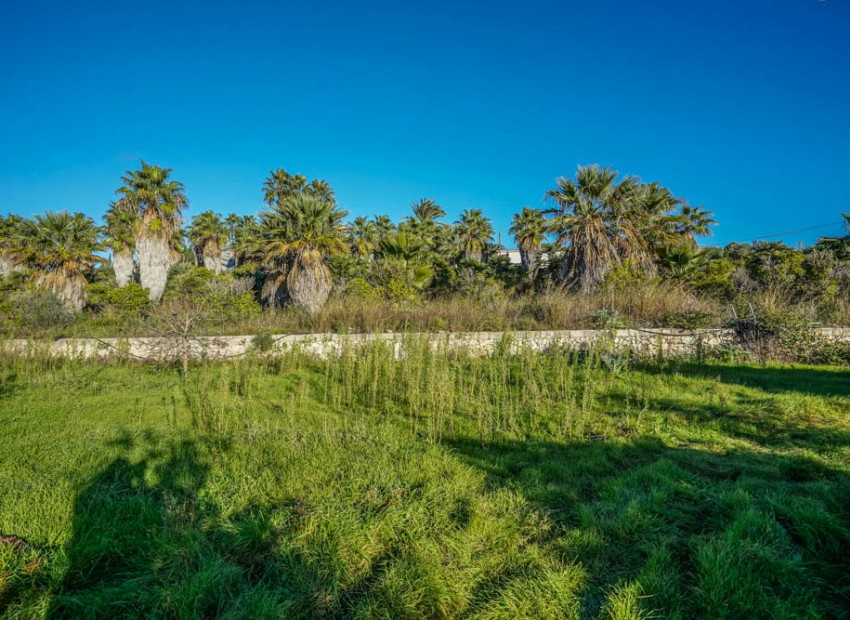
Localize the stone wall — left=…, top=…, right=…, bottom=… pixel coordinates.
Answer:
left=4, top=327, right=850, bottom=361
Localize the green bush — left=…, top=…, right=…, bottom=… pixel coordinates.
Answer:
left=659, top=310, right=716, bottom=330
left=251, top=330, right=275, bottom=353
left=9, top=289, right=76, bottom=330
left=108, top=283, right=152, bottom=314
left=590, top=309, right=625, bottom=329
left=347, top=277, right=378, bottom=300
left=88, top=283, right=151, bottom=315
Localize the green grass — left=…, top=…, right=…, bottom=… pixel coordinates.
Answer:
left=0, top=345, right=849, bottom=618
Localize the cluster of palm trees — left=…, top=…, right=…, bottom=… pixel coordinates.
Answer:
left=0, top=162, right=718, bottom=314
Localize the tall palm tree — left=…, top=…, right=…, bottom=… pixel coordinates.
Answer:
left=260, top=195, right=348, bottom=314
left=263, top=169, right=336, bottom=207
left=676, top=204, right=717, bottom=244
left=0, top=214, right=25, bottom=277
left=372, top=215, right=396, bottom=239
left=224, top=214, right=261, bottom=267
left=405, top=198, right=446, bottom=251
left=411, top=198, right=445, bottom=224
left=263, top=169, right=309, bottom=206
left=188, top=211, right=227, bottom=273
left=544, top=165, right=648, bottom=289
left=116, top=162, right=187, bottom=301
left=373, top=230, right=434, bottom=292
left=455, top=209, right=493, bottom=262
left=102, top=201, right=138, bottom=287
left=348, top=216, right=378, bottom=258
left=12, top=211, right=102, bottom=310
left=509, top=207, right=546, bottom=278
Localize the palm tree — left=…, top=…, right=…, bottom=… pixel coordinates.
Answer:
left=102, top=201, right=138, bottom=287
left=544, top=165, right=649, bottom=289
left=509, top=207, right=546, bottom=278
left=188, top=211, right=227, bottom=273
left=411, top=198, right=445, bottom=224
left=373, top=230, right=434, bottom=293
left=263, top=169, right=308, bottom=206
left=116, top=162, right=187, bottom=301
left=404, top=198, right=446, bottom=251
left=0, top=214, right=25, bottom=277
left=11, top=211, right=102, bottom=310
left=676, top=204, right=717, bottom=245
left=260, top=195, right=348, bottom=313
left=372, top=215, right=396, bottom=239
left=348, top=216, right=378, bottom=258
left=263, top=169, right=336, bottom=207
left=225, top=214, right=261, bottom=267
left=455, top=209, right=493, bottom=262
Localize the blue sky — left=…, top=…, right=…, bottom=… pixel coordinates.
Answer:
left=1, top=0, right=848, bottom=247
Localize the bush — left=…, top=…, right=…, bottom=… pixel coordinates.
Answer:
left=740, top=311, right=850, bottom=364
left=251, top=330, right=275, bottom=353
left=346, top=277, right=378, bottom=300
left=658, top=310, right=716, bottom=330
left=9, top=289, right=76, bottom=330
left=88, top=283, right=151, bottom=315
left=590, top=309, right=625, bottom=329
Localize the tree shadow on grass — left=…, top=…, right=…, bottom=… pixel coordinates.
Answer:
left=41, top=431, right=314, bottom=619
left=445, top=435, right=850, bottom=618
left=603, top=389, right=850, bottom=452
left=636, top=361, right=850, bottom=399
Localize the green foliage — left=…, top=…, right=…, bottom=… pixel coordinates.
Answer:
left=658, top=310, right=715, bottom=330
left=88, top=282, right=151, bottom=314
left=602, top=260, right=648, bottom=291
left=7, top=288, right=76, bottom=329
left=250, top=330, right=275, bottom=353
left=346, top=276, right=378, bottom=300
left=591, top=308, right=625, bottom=329
left=687, top=258, right=737, bottom=298
left=754, top=311, right=850, bottom=364
left=163, top=267, right=261, bottom=321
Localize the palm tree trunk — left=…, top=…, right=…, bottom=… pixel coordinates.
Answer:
left=137, top=233, right=172, bottom=302
left=36, top=271, right=87, bottom=312
left=520, top=248, right=539, bottom=278
left=112, top=248, right=134, bottom=287
left=202, top=243, right=224, bottom=274
left=0, top=252, right=15, bottom=277
left=287, top=262, right=332, bottom=315
left=261, top=270, right=288, bottom=307
left=202, top=253, right=223, bottom=273
left=465, top=249, right=483, bottom=263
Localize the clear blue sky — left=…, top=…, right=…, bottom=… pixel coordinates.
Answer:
left=1, top=0, right=848, bottom=247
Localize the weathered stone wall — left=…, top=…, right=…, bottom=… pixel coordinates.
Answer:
left=4, top=328, right=850, bottom=361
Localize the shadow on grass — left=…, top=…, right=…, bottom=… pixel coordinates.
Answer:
left=445, top=435, right=850, bottom=617
left=42, top=432, right=311, bottom=619
left=636, top=361, right=850, bottom=398
left=601, top=387, right=850, bottom=452
left=5, top=427, right=849, bottom=618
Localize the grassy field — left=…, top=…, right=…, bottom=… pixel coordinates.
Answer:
left=0, top=345, right=849, bottom=618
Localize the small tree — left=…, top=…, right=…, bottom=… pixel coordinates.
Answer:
left=12, top=211, right=102, bottom=311
left=188, top=211, right=227, bottom=273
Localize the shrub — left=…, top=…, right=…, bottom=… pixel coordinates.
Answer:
left=9, top=289, right=76, bottom=330
left=659, top=310, right=716, bottom=330
left=689, top=259, right=737, bottom=299
left=251, top=330, right=275, bottom=353
left=590, top=309, right=625, bottom=329
left=347, top=277, right=378, bottom=300
left=109, top=283, right=152, bottom=314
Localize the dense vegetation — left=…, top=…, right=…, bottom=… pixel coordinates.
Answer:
left=3, top=162, right=850, bottom=339
left=1, top=346, right=848, bottom=618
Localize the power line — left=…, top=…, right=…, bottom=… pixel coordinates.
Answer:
left=750, top=221, right=844, bottom=241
